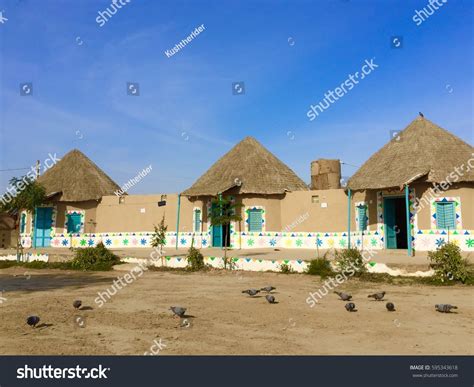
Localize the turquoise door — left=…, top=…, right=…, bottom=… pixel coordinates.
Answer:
left=212, top=224, right=222, bottom=247
left=34, top=207, right=53, bottom=247
left=384, top=199, right=397, bottom=249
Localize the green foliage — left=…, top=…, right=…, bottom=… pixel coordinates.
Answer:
left=334, top=248, right=367, bottom=277
left=306, top=256, right=335, bottom=278
left=151, top=215, right=167, bottom=252
left=280, top=263, right=295, bottom=274
left=0, top=176, right=46, bottom=214
left=70, top=242, right=120, bottom=271
left=186, top=246, right=205, bottom=271
left=428, top=242, right=470, bottom=283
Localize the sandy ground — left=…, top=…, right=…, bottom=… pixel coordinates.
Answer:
left=0, top=267, right=472, bottom=355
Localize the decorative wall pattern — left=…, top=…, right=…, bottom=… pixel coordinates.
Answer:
left=63, top=210, right=85, bottom=234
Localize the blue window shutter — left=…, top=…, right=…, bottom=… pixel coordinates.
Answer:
left=248, top=209, right=263, bottom=232
left=194, top=209, right=201, bottom=232
left=436, top=202, right=455, bottom=229
left=358, top=206, right=367, bottom=231
left=67, top=214, right=82, bottom=233
left=20, top=213, right=26, bottom=233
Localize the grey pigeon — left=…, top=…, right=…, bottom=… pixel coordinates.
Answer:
left=334, top=291, right=352, bottom=301
left=26, top=315, right=40, bottom=328
left=260, top=286, right=276, bottom=293
left=345, top=302, right=356, bottom=312
left=242, top=289, right=260, bottom=296
left=265, top=294, right=276, bottom=304
left=386, top=302, right=395, bottom=312
left=368, top=291, right=386, bottom=301
left=73, top=300, right=82, bottom=310
left=170, top=306, right=186, bottom=318
left=435, top=304, right=458, bottom=313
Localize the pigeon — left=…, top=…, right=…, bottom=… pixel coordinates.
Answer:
left=368, top=291, right=386, bottom=301
left=170, top=306, right=186, bottom=318
left=242, top=289, right=260, bottom=296
left=260, top=286, right=276, bottom=293
left=73, top=300, right=82, bottom=310
left=265, top=295, right=276, bottom=304
left=26, top=315, right=40, bottom=328
left=435, top=304, right=458, bottom=313
left=386, top=302, right=395, bottom=312
left=334, top=291, right=352, bottom=301
left=345, top=303, right=356, bottom=312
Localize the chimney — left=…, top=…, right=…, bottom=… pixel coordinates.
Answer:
left=310, top=159, right=341, bottom=190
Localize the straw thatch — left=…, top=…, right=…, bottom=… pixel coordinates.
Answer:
left=348, top=116, right=474, bottom=191
left=37, top=149, right=120, bottom=202
left=182, top=136, right=308, bottom=196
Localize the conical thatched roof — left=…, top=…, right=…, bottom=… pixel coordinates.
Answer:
left=37, top=149, right=120, bottom=202
left=348, top=116, right=474, bottom=190
left=182, top=137, right=308, bottom=196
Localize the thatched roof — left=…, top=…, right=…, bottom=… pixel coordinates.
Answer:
left=348, top=116, right=474, bottom=191
left=182, top=136, right=308, bottom=196
left=37, top=149, right=120, bottom=202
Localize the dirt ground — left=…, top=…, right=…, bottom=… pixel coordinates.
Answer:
left=0, top=267, right=472, bottom=355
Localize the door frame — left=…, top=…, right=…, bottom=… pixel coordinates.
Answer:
left=33, top=206, right=54, bottom=248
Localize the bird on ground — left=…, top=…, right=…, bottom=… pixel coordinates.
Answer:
left=261, top=286, right=276, bottom=293
left=435, top=304, right=458, bottom=313
left=368, top=291, right=386, bottom=301
left=73, top=300, right=82, bottom=310
left=386, top=302, right=396, bottom=312
left=345, top=303, right=356, bottom=312
left=334, top=291, right=352, bottom=301
left=242, top=289, right=260, bottom=296
left=170, top=306, right=186, bottom=318
left=26, top=316, right=40, bottom=328
left=265, top=295, right=276, bottom=304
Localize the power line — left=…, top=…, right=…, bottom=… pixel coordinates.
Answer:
left=0, top=167, right=30, bottom=172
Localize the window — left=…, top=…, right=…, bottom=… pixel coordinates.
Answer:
left=248, top=209, right=263, bottom=232
left=357, top=205, right=368, bottom=232
left=194, top=209, right=201, bottom=232
left=311, top=195, right=319, bottom=203
left=20, top=213, right=26, bottom=233
left=436, top=202, right=455, bottom=229
left=66, top=213, right=82, bottom=234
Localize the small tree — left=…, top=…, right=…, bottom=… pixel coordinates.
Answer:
left=151, top=215, right=167, bottom=265
left=208, top=195, right=242, bottom=269
left=0, top=176, right=46, bottom=259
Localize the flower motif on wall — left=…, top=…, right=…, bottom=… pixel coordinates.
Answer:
left=269, top=238, right=277, bottom=246
left=123, top=239, right=129, bottom=246
left=105, top=239, right=112, bottom=246
left=53, top=239, right=60, bottom=246
left=247, top=239, right=254, bottom=246
left=80, top=239, right=87, bottom=246
left=131, top=238, right=138, bottom=246
left=339, top=239, right=346, bottom=247
left=295, top=239, right=303, bottom=247
left=202, top=239, right=208, bottom=246
left=370, top=238, right=377, bottom=247
left=327, top=238, right=335, bottom=247
left=466, top=238, right=474, bottom=248
left=435, top=238, right=446, bottom=248
left=140, top=238, right=147, bottom=246
left=316, top=238, right=323, bottom=247
left=180, top=238, right=186, bottom=245
left=62, top=239, right=68, bottom=246
left=88, top=239, right=94, bottom=246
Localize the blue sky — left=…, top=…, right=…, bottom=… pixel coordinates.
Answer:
left=0, top=0, right=472, bottom=194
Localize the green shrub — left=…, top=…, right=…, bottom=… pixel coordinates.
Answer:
left=306, top=256, right=334, bottom=278
left=428, top=242, right=470, bottom=283
left=70, top=242, right=120, bottom=271
left=280, top=263, right=295, bottom=274
left=334, top=248, right=367, bottom=277
left=186, top=246, right=205, bottom=271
